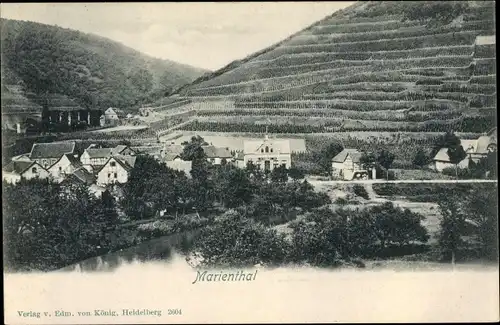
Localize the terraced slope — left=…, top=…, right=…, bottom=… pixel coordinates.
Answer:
left=173, top=1, right=496, bottom=134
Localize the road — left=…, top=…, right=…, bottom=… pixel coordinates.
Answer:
left=307, top=179, right=498, bottom=185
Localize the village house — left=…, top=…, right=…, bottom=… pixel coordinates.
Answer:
left=96, top=155, right=137, bottom=186
left=163, top=145, right=192, bottom=175
left=433, top=129, right=497, bottom=171
left=80, top=144, right=135, bottom=170
left=29, top=141, right=76, bottom=169
left=331, top=148, right=375, bottom=180
left=233, top=152, right=246, bottom=169
left=2, top=160, right=50, bottom=184
left=203, top=146, right=233, bottom=165
left=48, top=153, right=84, bottom=182
left=243, top=136, right=291, bottom=172
left=100, top=107, right=125, bottom=126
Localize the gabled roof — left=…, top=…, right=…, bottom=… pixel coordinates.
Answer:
left=243, top=138, right=291, bottom=154
left=29, top=141, right=75, bottom=159
left=332, top=149, right=362, bottom=163
left=96, top=156, right=136, bottom=174
left=49, top=154, right=83, bottom=170
left=202, top=146, right=233, bottom=158
left=105, top=107, right=125, bottom=117
left=3, top=161, right=38, bottom=174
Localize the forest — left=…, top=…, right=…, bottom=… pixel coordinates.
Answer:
left=1, top=19, right=207, bottom=112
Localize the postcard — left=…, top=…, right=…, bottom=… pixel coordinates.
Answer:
left=2, top=1, right=498, bottom=323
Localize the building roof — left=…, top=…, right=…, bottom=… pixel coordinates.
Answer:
left=105, top=107, right=125, bottom=117
left=49, top=153, right=83, bottom=169
left=243, top=138, right=291, bottom=154
left=29, top=141, right=75, bottom=159
left=112, top=145, right=128, bottom=154
left=3, top=161, right=37, bottom=174
left=332, top=149, right=362, bottom=163
left=202, top=146, right=233, bottom=158
left=97, top=155, right=136, bottom=174
left=163, top=145, right=185, bottom=161
left=433, top=137, right=495, bottom=162
left=475, top=35, right=495, bottom=45
left=70, top=167, right=96, bottom=185
left=86, top=148, right=113, bottom=158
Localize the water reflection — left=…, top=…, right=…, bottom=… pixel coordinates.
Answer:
left=59, top=230, right=198, bottom=273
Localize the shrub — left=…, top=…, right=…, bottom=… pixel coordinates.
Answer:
left=352, top=185, right=370, bottom=200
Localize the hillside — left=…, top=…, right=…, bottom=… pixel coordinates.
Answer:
left=0, top=18, right=209, bottom=115
left=169, top=1, right=496, bottom=134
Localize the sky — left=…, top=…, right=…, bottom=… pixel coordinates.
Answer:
left=1, top=2, right=354, bottom=71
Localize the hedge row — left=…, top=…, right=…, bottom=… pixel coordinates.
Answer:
left=303, top=90, right=472, bottom=103
left=197, top=108, right=461, bottom=122
left=291, top=20, right=491, bottom=45
left=178, top=117, right=491, bottom=133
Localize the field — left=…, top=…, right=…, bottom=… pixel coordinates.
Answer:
left=158, top=1, right=496, bottom=141
left=161, top=130, right=307, bottom=152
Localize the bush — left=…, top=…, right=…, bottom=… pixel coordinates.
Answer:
left=352, top=185, right=370, bottom=200
left=191, top=210, right=290, bottom=267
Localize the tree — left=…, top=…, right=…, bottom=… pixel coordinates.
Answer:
left=317, top=142, right=343, bottom=175
left=191, top=210, right=290, bottom=267
left=180, top=136, right=207, bottom=161
left=288, top=166, right=305, bottom=182
left=211, top=165, right=253, bottom=208
left=402, top=1, right=469, bottom=27
left=289, top=208, right=352, bottom=267
left=362, top=202, right=429, bottom=250
left=437, top=192, right=467, bottom=265
left=122, top=155, right=188, bottom=219
left=377, top=150, right=395, bottom=180
left=413, top=148, right=430, bottom=169
left=360, top=152, right=377, bottom=170
left=447, top=142, right=467, bottom=180
left=270, top=165, right=288, bottom=183
left=462, top=185, right=498, bottom=261
left=3, top=178, right=120, bottom=271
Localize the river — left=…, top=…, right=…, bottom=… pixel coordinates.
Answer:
left=58, top=230, right=199, bottom=272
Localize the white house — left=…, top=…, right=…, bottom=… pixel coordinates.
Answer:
left=28, top=141, right=76, bottom=169
left=96, top=155, right=136, bottom=186
left=433, top=133, right=497, bottom=172
left=331, top=148, right=374, bottom=180
left=100, top=107, right=125, bottom=126
left=48, top=154, right=84, bottom=182
left=2, top=161, right=50, bottom=184
left=243, top=136, right=291, bottom=172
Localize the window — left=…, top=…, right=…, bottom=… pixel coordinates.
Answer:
left=110, top=162, right=116, bottom=167
left=270, top=148, right=273, bottom=153
left=108, top=173, right=111, bottom=178
left=114, top=173, right=117, bottom=178
left=265, top=146, right=269, bottom=153
left=32, top=167, right=37, bottom=173
left=261, top=149, right=264, bottom=153
left=59, top=167, right=62, bottom=171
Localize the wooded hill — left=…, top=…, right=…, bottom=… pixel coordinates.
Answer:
left=171, top=1, right=496, bottom=134
left=1, top=18, right=209, bottom=114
